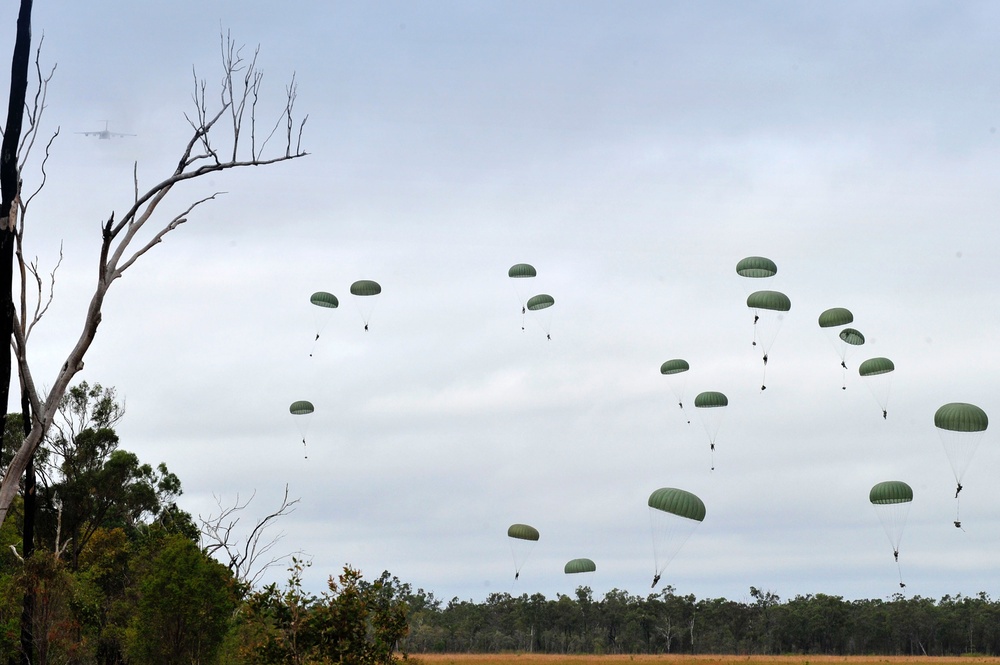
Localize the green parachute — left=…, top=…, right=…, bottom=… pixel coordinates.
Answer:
left=310, top=292, right=339, bottom=308
left=508, top=263, right=537, bottom=279
left=858, top=357, right=894, bottom=419
left=870, top=480, right=912, bottom=588
left=694, top=391, right=728, bottom=469
left=564, top=558, right=597, bottom=574
left=735, top=256, right=778, bottom=279
left=746, top=290, right=790, bottom=390
left=935, top=402, right=987, bottom=526
left=839, top=328, right=864, bottom=346
left=507, top=523, right=539, bottom=541
left=309, top=291, right=339, bottom=355
left=526, top=294, right=554, bottom=310
left=660, top=359, right=691, bottom=420
left=508, top=263, right=537, bottom=329
left=507, top=523, right=539, bottom=581
left=350, top=280, right=381, bottom=330
left=817, top=307, right=853, bottom=328
left=526, top=294, right=555, bottom=339
left=289, top=400, right=315, bottom=415
left=648, top=488, right=705, bottom=589
left=289, top=400, right=315, bottom=458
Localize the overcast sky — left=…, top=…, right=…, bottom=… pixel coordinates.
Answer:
left=5, top=1, right=1000, bottom=603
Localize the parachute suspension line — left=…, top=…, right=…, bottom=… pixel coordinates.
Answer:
left=353, top=297, right=377, bottom=330
left=672, top=392, right=689, bottom=423
left=509, top=539, right=523, bottom=580
left=674, top=392, right=689, bottom=424
left=648, top=510, right=664, bottom=581
left=760, top=347, right=771, bottom=390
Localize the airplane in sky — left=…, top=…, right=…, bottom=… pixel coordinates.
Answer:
left=76, top=121, right=135, bottom=139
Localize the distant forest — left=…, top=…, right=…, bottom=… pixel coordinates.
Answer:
left=398, top=584, right=1000, bottom=656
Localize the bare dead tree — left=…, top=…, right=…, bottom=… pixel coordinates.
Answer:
left=200, top=483, right=302, bottom=588
left=0, top=31, right=308, bottom=526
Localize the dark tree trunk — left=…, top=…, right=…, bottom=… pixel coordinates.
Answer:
left=19, top=390, right=33, bottom=665
left=0, top=0, right=32, bottom=437
left=3, top=5, right=34, bottom=665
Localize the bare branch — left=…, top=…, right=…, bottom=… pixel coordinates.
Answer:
left=114, top=199, right=210, bottom=275
left=200, top=484, right=302, bottom=588
left=21, top=127, right=58, bottom=212
left=18, top=36, right=56, bottom=169
left=25, top=243, right=62, bottom=340
left=0, top=31, right=309, bottom=527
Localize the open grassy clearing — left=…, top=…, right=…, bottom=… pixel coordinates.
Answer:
left=410, top=654, right=1000, bottom=665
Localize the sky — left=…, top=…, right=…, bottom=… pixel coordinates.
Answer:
left=4, top=1, right=1000, bottom=604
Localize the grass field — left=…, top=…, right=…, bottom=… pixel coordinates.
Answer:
left=409, top=654, right=1000, bottom=665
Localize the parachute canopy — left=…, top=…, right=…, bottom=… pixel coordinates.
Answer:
left=507, top=523, right=540, bottom=541
left=564, top=558, right=596, bottom=574
left=310, top=291, right=339, bottom=308
left=838, top=328, right=865, bottom=346
left=746, top=290, right=791, bottom=312
left=818, top=307, right=853, bottom=328
left=648, top=487, right=706, bottom=522
left=870, top=480, right=913, bottom=505
left=526, top=294, right=555, bottom=311
left=694, top=391, right=728, bottom=409
left=660, top=359, right=690, bottom=375
left=736, top=256, right=777, bottom=279
left=508, top=263, right=537, bottom=278
left=859, top=357, right=895, bottom=377
left=350, top=280, right=381, bottom=296
left=935, top=403, right=988, bottom=432
left=289, top=400, right=315, bottom=415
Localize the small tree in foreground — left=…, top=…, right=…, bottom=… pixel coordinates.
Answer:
left=0, top=28, right=308, bottom=526
left=128, top=533, right=238, bottom=664
left=233, top=563, right=411, bottom=665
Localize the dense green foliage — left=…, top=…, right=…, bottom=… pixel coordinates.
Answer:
left=233, top=559, right=410, bottom=665
left=399, top=586, right=1000, bottom=656
left=1, top=383, right=410, bottom=665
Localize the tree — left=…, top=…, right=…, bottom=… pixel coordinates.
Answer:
left=234, top=563, right=410, bottom=665
left=33, top=382, right=187, bottom=569
left=127, top=533, right=237, bottom=664
left=309, top=567, right=410, bottom=665
left=0, top=20, right=308, bottom=526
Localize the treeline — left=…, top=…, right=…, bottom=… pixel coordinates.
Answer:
left=399, top=585, right=1000, bottom=656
